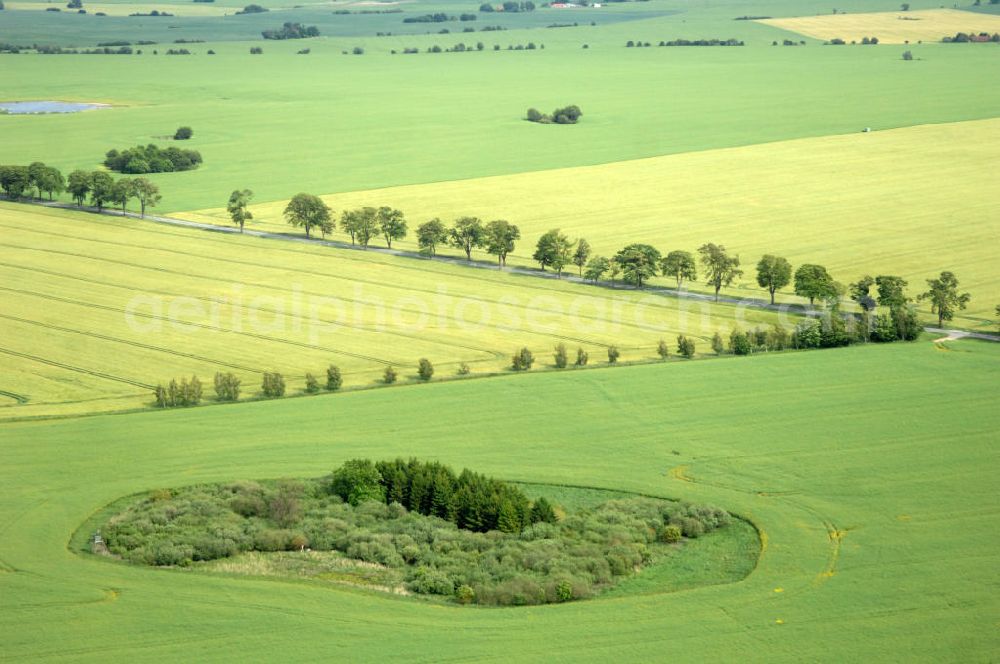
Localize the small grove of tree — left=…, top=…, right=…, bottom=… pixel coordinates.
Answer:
left=340, top=207, right=378, bottom=247
left=284, top=193, right=332, bottom=238
left=533, top=228, right=572, bottom=275
left=26, top=162, right=65, bottom=200
left=377, top=206, right=407, bottom=248
left=154, top=375, right=203, bottom=407
left=794, top=263, right=840, bottom=306
left=614, top=243, right=661, bottom=288
left=173, top=126, right=193, bottom=140
left=236, top=3, right=268, bottom=13
left=554, top=343, right=568, bottom=368
left=213, top=372, right=241, bottom=401
left=607, top=346, right=620, bottom=364
left=483, top=219, right=520, bottom=268
left=660, top=250, right=697, bottom=289
left=728, top=328, right=752, bottom=355
left=261, top=372, right=286, bottom=397
left=755, top=254, right=792, bottom=305
left=262, top=22, right=320, bottom=39
left=326, top=365, right=342, bottom=391
left=572, top=238, right=591, bottom=276
left=698, top=243, right=742, bottom=301
left=450, top=216, right=486, bottom=260
left=918, top=271, right=970, bottom=327
left=305, top=373, right=320, bottom=393
left=227, top=189, right=253, bottom=232
left=417, top=358, right=434, bottom=381
left=383, top=366, right=398, bottom=384
left=525, top=104, right=582, bottom=125
left=511, top=347, right=534, bottom=371
left=416, top=218, right=448, bottom=256
left=676, top=334, right=696, bottom=358
left=575, top=347, right=588, bottom=365
left=104, top=144, right=202, bottom=173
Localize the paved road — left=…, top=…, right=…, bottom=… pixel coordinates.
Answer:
left=30, top=200, right=999, bottom=343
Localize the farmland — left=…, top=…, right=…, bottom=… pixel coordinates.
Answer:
left=0, top=203, right=788, bottom=420
left=0, top=340, right=998, bottom=660
left=1, top=0, right=998, bottom=659
left=759, top=8, right=1000, bottom=44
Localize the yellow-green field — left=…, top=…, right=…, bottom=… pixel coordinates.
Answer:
left=759, top=8, right=1000, bottom=44
left=3, top=2, right=234, bottom=16
left=0, top=203, right=789, bottom=420
left=183, top=119, right=1000, bottom=326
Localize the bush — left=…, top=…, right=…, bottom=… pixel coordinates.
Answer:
left=457, top=362, right=471, bottom=375
left=417, top=358, right=434, bottom=381
left=261, top=372, right=286, bottom=397
left=676, top=335, right=696, bottom=358
left=383, top=366, right=397, bottom=384
left=656, top=339, right=669, bottom=360
left=304, top=373, right=320, bottom=393
left=660, top=524, right=682, bottom=543
left=262, top=22, right=319, bottom=39
left=326, top=365, right=342, bottom=391
left=711, top=331, right=724, bottom=355
left=511, top=347, right=534, bottom=371
left=902, top=50, right=913, bottom=60
left=607, top=346, right=620, bottom=364
left=249, top=46, right=263, bottom=54
left=575, top=347, right=588, bottom=366
left=729, top=328, right=752, bottom=355
left=553, top=343, right=568, bottom=368
left=456, top=584, right=476, bottom=604
left=213, top=372, right=241, bottom=402
left=173, top=126, right=193, bottom=140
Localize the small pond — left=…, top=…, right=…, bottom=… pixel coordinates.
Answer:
left=0, top=101, right=109, bottom=114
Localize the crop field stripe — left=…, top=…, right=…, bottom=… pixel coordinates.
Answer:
left=0, top=260, right=507, bottom=361
left=0, top=285, right=397, bottom=366
left=0, top=225, right=724, bottom=343
left=0, top=347, right=155, bottom=390
left=0, top=312, right=268, bottom=375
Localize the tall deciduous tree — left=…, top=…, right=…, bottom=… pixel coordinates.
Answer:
left=614, top=243, right=661, bottom=288
left=377, top=206, right=407, bottom=248
left=660, top=250, right=697, bottom=289
left=67, top=170, right=91, bottom=206
left=533, top=228, right=572, bottom=275
left=483, top=219, right=520, bottom=268
left=283, top=193, right=331, bottom=238
left=416, top=218, right=448, bottom=256
left=36, top=166, right=65, bottom=201
left=572, top=238, right=591, bottom=276
left=875, top=275, right=909, bottom=309
left=111, top=177, right=134, bottom=212
left=794, top=263, right=838, bottom=306
left=0, top=165, right=30, bottom=200
left=88, top=171, right=115, bottom=212
left=450, top=216, right=485, bottom=260
left=918, top=271, right=970, bottom=326
left=226, top=188, right=253, bottom=231
left=755, top=255, right=792, bottom=304
left=849, top=275, right=877, bottom=312
left=698, top=243, right=742, bottom=301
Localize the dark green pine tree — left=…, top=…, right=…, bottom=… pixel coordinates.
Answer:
left=497, top=499, right=521, bottom=533
left=530, top=497, right=557, bottom=524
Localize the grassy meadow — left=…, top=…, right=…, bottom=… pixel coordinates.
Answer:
left=0, top=339, right=997, bottom=661
left=0, top=203, right=790, bottom=419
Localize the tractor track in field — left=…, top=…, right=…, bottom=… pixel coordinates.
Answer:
left=0, top=346, right=155, bottom=389
left=0, top=389, right=29, bottom=404
left=0, top=235, right=700, bottom=348
left=0, top=258, right=506, bottom=362
left=0, top=284, right=398, bottom=367
left=0, top=312, right=267, bottom=375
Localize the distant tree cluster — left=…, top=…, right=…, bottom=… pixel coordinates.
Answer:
left=627, top=38, right=744, bottom=47
left=331, top=458, right=552, bottom=533
left=0, top=162, right=65, bottom=201
left=402, top=12, right=473, bottom=22
left=235, top=3, right=267, bottom=13
left=173, top=126, right=193, bottom=140
left=154, top=375, right=202, bottom=407
left=262, top=22, right=320, bottom=39
left=65, top=169, right=161, bottom=215
left=104, top=144, right=202, bottom=173
left=525, top=104, right=582, bottom=124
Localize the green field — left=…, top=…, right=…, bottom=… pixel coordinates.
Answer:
left=0, top=203, right=791, bottom=419
left=1, top=0, right=998, bottom=658
left=1, top=340, right=997, bottom=660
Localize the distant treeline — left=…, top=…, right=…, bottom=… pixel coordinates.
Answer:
left=627, top=38, right=744, bottom=47
left=1, top=163, right=162, bottom=216
left=262, top=22, right=320, bottom=39
left=403, top=12, right=477, bottom=22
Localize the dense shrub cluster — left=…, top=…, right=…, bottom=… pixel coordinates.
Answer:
left=262, top=22, right=320, bottom=39
left=154, top=375, right=203, bottom=407
left=525, top=104, right=582, bottom=124
left=104, top=144, right=202, bottom=173
left=101, top=469, right=732, bottom=605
